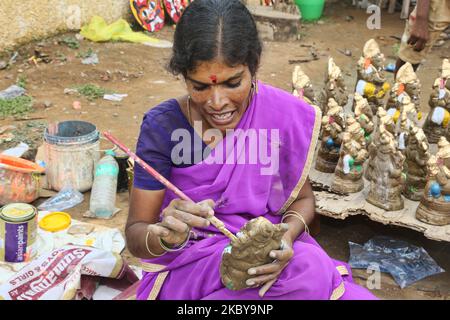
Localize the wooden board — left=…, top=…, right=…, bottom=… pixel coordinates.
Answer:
left=310, top=167, right=450, bottom=243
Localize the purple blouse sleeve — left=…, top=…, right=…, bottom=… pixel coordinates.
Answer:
left=133, top=113, right=172, bottom=190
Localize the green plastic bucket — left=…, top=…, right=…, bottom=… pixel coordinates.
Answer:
left=295, top=0, right=325, bottom=21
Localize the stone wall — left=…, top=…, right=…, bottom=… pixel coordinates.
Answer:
left=0, top=0, right=130, bottom=52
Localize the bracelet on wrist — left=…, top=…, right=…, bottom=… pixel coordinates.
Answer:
left=281, top=210, right=310, bottom=235
left=159, top=229, right=191, bottom=252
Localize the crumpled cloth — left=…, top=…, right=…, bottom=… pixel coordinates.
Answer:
left=80, top=16, right=172, bottom=48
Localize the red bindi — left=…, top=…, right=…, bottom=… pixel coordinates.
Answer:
left=209, top=75, right=217, bottom=84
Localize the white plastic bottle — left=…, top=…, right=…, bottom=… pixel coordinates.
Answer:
left=89, top=150, right=119, bottom=218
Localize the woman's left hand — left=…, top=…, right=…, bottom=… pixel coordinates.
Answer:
left=246, top=239, right=294, bottom=298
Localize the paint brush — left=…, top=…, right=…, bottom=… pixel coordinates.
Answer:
left=103, top=131, right=238, bottom=242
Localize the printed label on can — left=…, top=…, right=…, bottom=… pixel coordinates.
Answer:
left=0, top=211, right=37, bottom=263
left=5, top=222, right=28, bottom=262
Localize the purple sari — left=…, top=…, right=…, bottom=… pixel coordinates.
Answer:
left=136, top=83, right=377, bottom=300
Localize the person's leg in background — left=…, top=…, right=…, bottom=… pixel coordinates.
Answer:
left=395, top=1, right=449, bottom=79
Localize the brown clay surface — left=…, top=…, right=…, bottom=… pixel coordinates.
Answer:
left=0, top=3, right=449, bottom=299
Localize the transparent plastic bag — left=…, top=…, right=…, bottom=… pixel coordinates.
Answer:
left=38, top=186, right=84, bottom=212
left=348, top=236, right=445, bottom=288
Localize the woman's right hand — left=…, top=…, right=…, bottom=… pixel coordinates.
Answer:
left=147, top=199, right=215, bottom=247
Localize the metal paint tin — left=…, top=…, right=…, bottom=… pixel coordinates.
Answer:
left=0, top=203, right=38, bottom=263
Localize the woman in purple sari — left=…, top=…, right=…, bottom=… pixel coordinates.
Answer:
left=126, top=0, right=377, bottom=300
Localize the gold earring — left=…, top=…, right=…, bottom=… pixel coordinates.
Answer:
left=252, top=79, right=259, bottom=94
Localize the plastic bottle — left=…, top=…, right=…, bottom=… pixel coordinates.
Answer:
left=89, top=150, right=119, bottom=218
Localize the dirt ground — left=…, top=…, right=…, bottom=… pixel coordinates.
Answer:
left=1, top=2, right=449, bottom=300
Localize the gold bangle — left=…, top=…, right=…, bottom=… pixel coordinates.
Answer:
left=159, top=229, right=191, bottom=252
left=282, top=210, right=310, bottom=235
left=145, top=230, right=166, bottom=257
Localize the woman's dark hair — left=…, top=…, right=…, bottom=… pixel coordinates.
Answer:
left=169, top=0, right=262, bottom=77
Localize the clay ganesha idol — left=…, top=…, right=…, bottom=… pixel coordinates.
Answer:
left=315, top=99, right=345, bottom=173
left=423, top=59, right=450, bottom=144
left=220, top=217, right=288, bottom=291
left=331, top=116, right=368, bottom=194
left=403, top=125, right=430, bottom=201
left=416, top=137, right=450, bottom=226
left=386, top=62, right=421, bottom=119
left=292, top=65, right=319, bottom=107
left=354, top=93, right=374, bottom=144
left=366, top=126, right=406, bottom=211
left=320, top=57, right=348, bottom=114
left=355, top=39, right=390, bottom=114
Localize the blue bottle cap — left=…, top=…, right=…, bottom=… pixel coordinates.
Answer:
left=105, top=149, right=116, bottom=157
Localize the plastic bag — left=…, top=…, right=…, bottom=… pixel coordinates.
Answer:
left=80, top=16, right=172, bottom=48
left=37, top=186, right=84, bottom=212
left=348, top=236, right=445, bottom=288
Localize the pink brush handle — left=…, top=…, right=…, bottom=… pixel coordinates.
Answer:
left=103, top=131, right=191, bottom=202
left=103, top=132, right=237, bottom=241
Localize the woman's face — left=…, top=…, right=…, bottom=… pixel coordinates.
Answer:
left=185, top=58, right=253, bottom=132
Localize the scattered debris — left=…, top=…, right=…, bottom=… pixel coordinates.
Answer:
left=390, top=35, right=402, bottom=41
left=81, top=53, right=99, bottom=65
left=33, top=100, right=53, bottom=110
left=103, top=94, right=128, bottom=102
left=44, top=100, right=53, bottom=108
left=75, top=33, right=84, bottom=41
left=0, top=51, right=20, bottom=70
left=1, top=142, right=30, bottom=158
left=0, top=85, right=26, bottom=100
left=345, top=15, right=354, bottom=22
left=385, top=63, right=396, bottom=73
left=31, top=47, right=52, bottom=64
left=73, top=101, right=82, bottom=110
left=288, top=57, right=318, bottom=64
left=0, top=132, right=14, bottom=143
left=64, top=88, right=78, bottom=95
left=433, top=39, right=445, bottom=47
left=100, top=71, right=112, bottom=81
left=288, top=46, right=320, bottom=64
left=0, top=125, right=16, bottom=135
left=337, top=48, right=352, bottom=57
left=67, top=224, right=95, bottom=236
left=0, top=121, right=46, bottom=161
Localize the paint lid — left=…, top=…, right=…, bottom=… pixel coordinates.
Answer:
left=39, top=212, right=71, bottom=232
left=0, top=203, right=36, bottom=222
